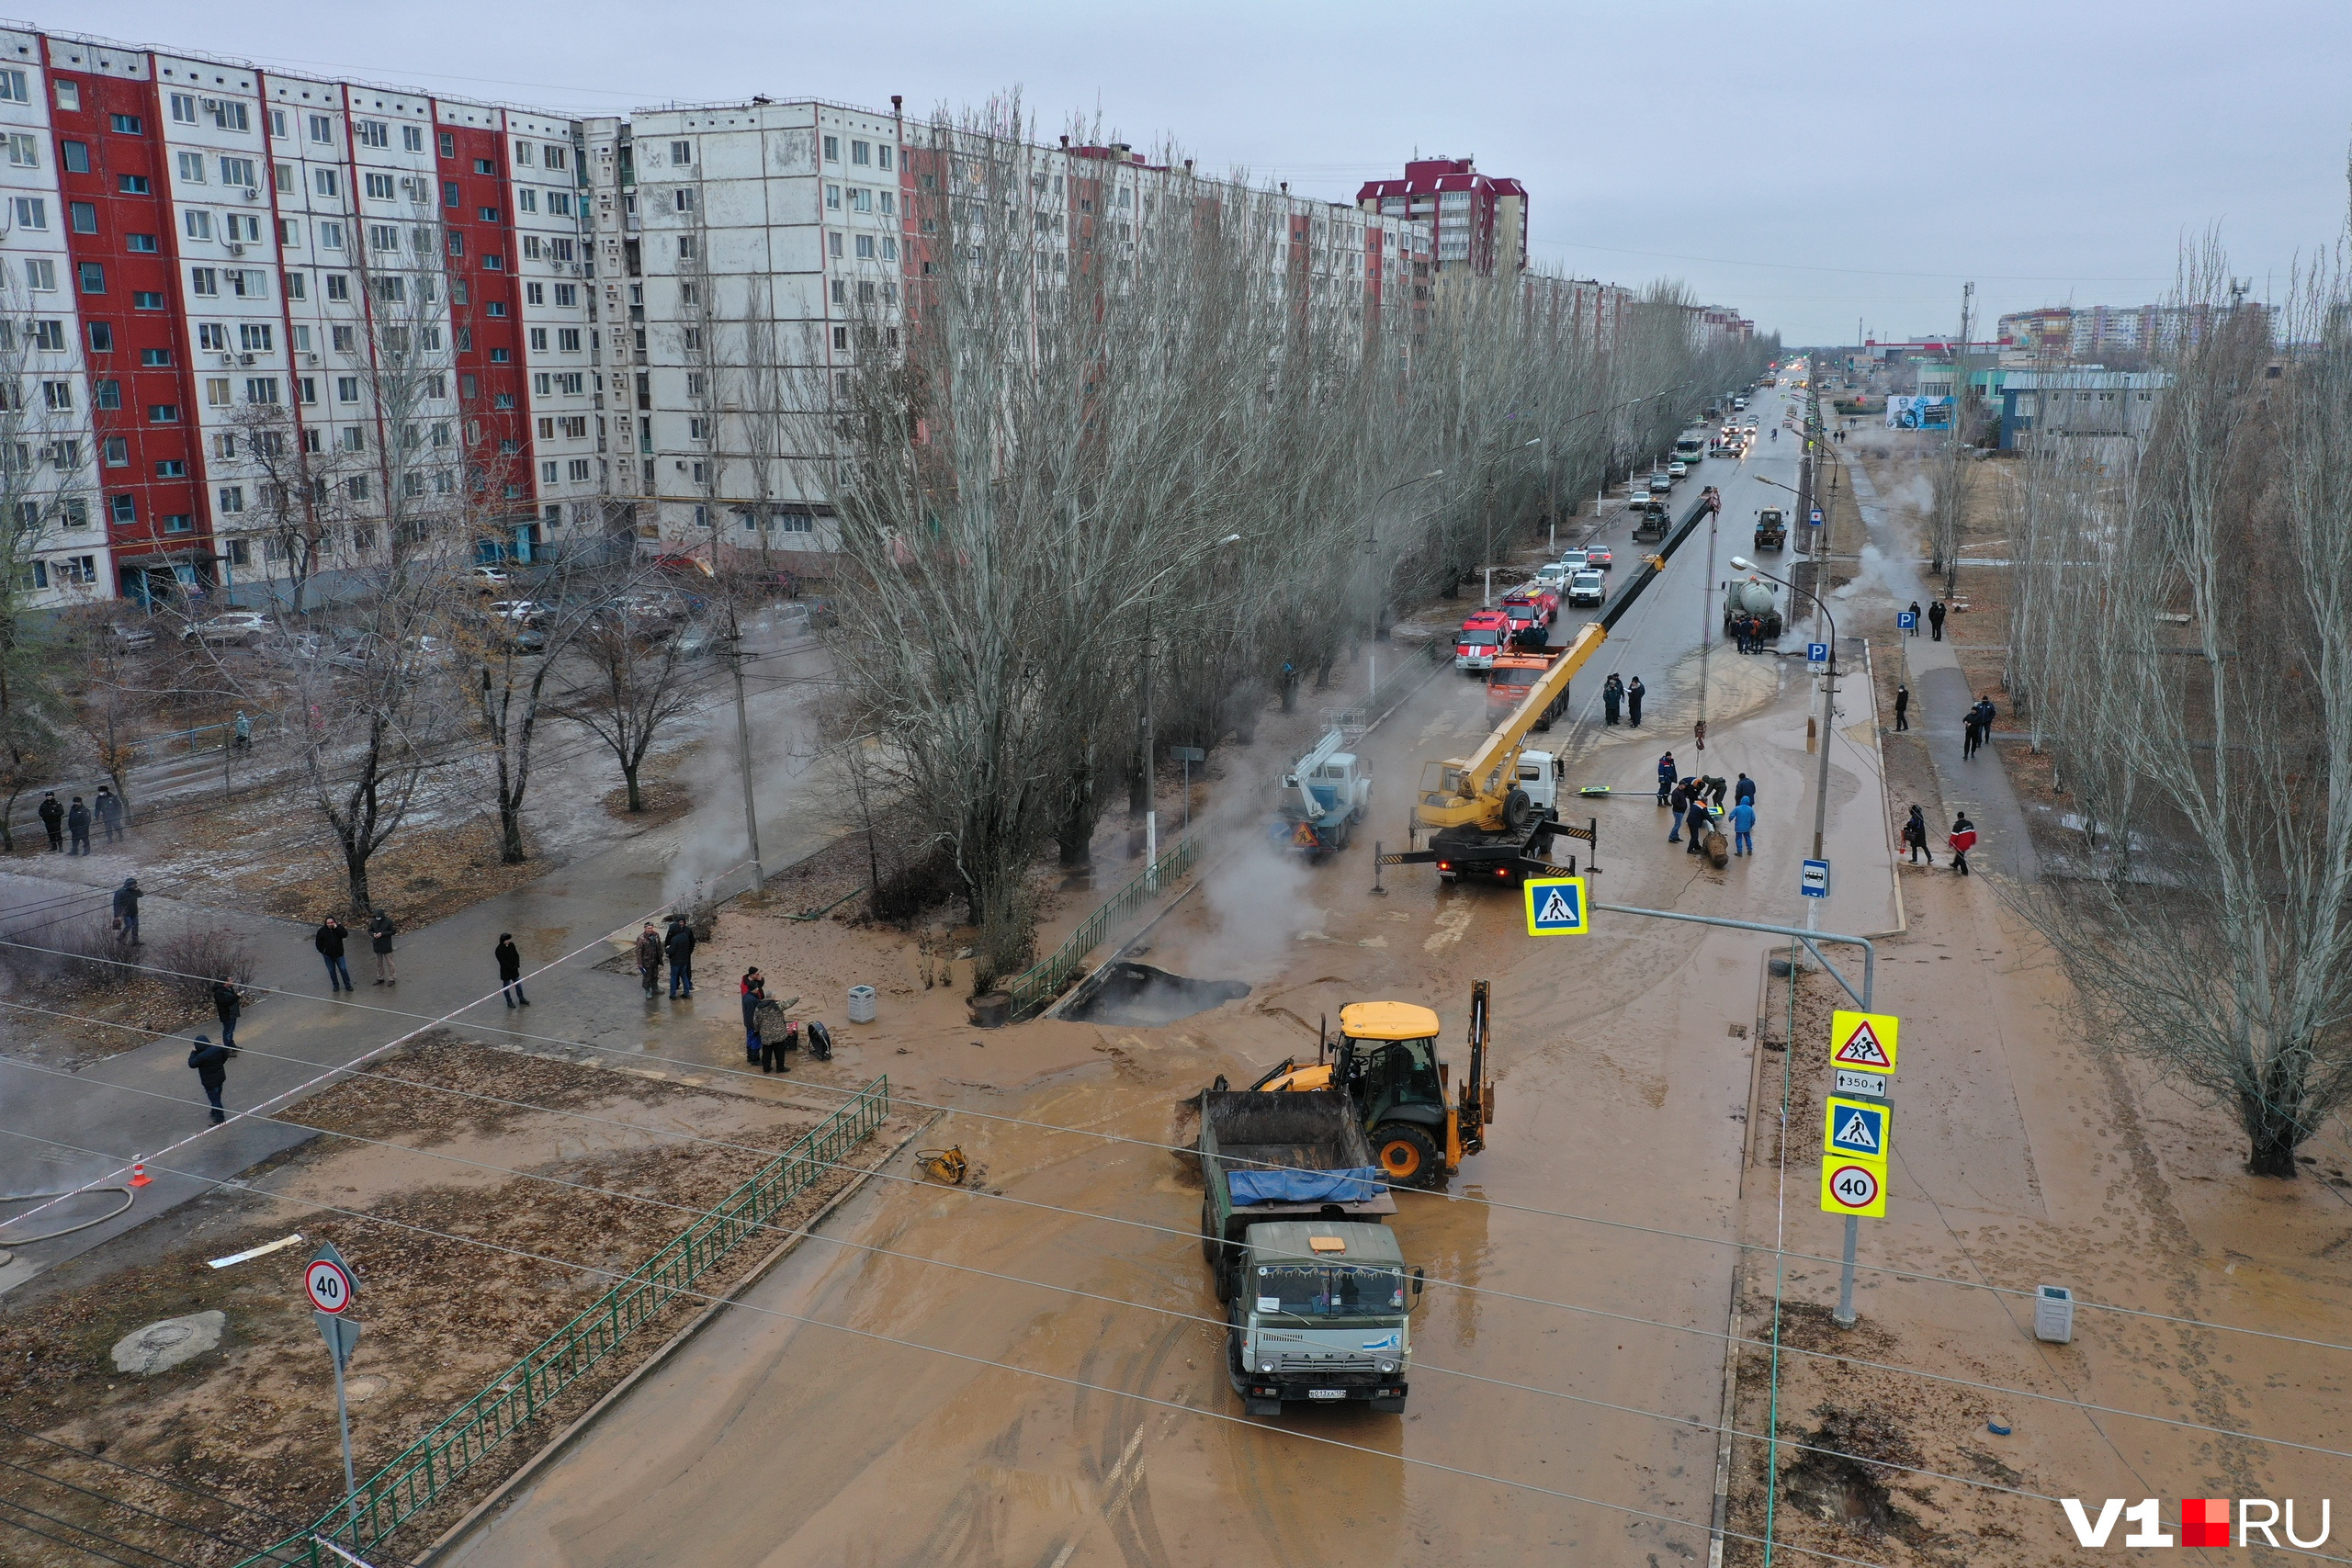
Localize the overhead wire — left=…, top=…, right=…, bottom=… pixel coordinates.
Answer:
left=0, top=1125, right=1908, bottom=1568
left=5, top=931, right=2338, bottom=1369
left=0, top=1494, right=198, bottom=1568
left=6, top=1012, right=2347, bottom=1473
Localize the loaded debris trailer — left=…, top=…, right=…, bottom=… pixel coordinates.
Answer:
left=1197, top=1089, right=1420, bottom=1415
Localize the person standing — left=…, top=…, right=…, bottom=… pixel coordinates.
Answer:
left=210, top=976, right=243, bottom=1050
left=741, top=967, right=769, bottom=1063
left=314, top=917, right=353, bottom=993
left=368, top=909, right=398, bottom=986
left=1735, top=773, right=1756, bottom=807
left=1668, top=779, right=1690, bottom=842
left=187, top=1032, right=234, bottom=1124
left=232, top=711, right=252, bottom=751
left=1927, top=600, right=1947, bottom=641
left=95, top=786, right=123, bottom=844
left=1902, top=805, right=1933, bottom=864
left=37, top=790, right=63, bottom=851
left=634, top=924, right=663, bottom=998
left=1729, top=796, right=1756, bottom=857
left=663, top=916, right=696, bottom=998
left=1685, top=793, right=1712, bottom=856
left=65, top=795, right=91, bottom=854
left=495, top=933, right=529, bottom=1008
left=1948, top=813, right=1978, bottom=876
left=111, top=877, right=142, bottom=946
left=1905, top=600, right=1922, bottom=637
left=1962, top=707, right=1982, bottom=761
left=1973, top=695, right=1997, bottom=747
left=1656, top=750, right=1678, bottom=808
left=1894, top=683, right=1910, bottom=732
left=1626, top=676, right=1645, bottom=728
left=1602, top=672, right=1623, bottom=727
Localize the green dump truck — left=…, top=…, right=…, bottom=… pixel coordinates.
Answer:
left=1197, top=1089, right=1422, bottom=1415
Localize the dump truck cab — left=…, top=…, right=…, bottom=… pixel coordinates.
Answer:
left=1229, top=1220, right=1417, bottom=1416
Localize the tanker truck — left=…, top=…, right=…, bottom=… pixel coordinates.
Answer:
left=1722, top=576, right=1784, bottom=640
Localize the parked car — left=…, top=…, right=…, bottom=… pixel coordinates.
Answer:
left=1584, top=544, right=1614, bottom=570
left=484, top=599, right=547, bottom=623
left=1565, top=569, right=1607, bottom=608
left=1646, top=471, right=1673, bottom=496
left=277, top=632, right=367, bottom=671
left=1532, top=562, right=1570, bottom=591
left=466, top=565, right=514, bottom=592
left=1555, top=548, right=1589, bottom=573
left=107, top=622, right=157, bottom=651
left=1668, top=460, right=1690, bottom=479
left=182, top=611, right=277, bottom=647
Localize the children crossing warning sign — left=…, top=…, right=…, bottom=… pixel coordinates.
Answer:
left=1522, top=875, right=1589, bottom=936
left=1829, top=1010, right=1900, bottom=1074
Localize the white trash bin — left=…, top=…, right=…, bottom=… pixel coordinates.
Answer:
left=846, top=984, right=877, bottom=1024
left=2033, top=1284, right=2074, bottom=1344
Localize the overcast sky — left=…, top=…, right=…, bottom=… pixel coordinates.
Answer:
left=75, top=0, right=2352, bottom=343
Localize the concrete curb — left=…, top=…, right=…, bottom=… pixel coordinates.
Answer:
left=417, top=1111, right=941, bottom=1564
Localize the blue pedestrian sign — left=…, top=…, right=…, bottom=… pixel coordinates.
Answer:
left=1808, top=508, right=1825, bottom=526
left=1801, top=858, right=1830, bottom=897
left=1895, top=610, right=1917, bottom=631
left=1521, top=875, right=1589, bottom=937
left=1807, top=641, right=1829, bottom=666
left=1825, top=1096, right=1889, bottom=1159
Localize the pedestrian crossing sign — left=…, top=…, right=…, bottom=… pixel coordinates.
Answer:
left=1522, top=875, right=1589, bottom=936
left=1824, top=1094, right=1892, bottom=1161
left=1829, top=1010, right=1901, bottom=1073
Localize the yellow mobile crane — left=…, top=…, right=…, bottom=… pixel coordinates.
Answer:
left=1383, top=488, right=1719, bottom=885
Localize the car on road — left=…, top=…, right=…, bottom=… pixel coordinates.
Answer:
left=1668, top=460, right=1689, bottom=479
left=1533, top=561, right=1570, bottom=590
left=1564, top=569, right=1606, bottom=608
left=1453, top=609, right=1510, bottom=672
left=1555, top=548, right=1589, bottom=572
left=1733, top=397, right=1749, bottom=411
left=1584, top=544, right=1613, bottom=569
left=1646, top=471, right=1673, bottom=495
left=181, top=611, right=277, bottom=647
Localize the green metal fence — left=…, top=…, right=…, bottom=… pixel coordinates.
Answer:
left=1005, top=834, right=1201, bottom=1020
left=238, top=1076, right=892, bottom=1567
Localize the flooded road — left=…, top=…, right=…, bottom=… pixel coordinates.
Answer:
left=448, top=437, right=1864, bottom=1566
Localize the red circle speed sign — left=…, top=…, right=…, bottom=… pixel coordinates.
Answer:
left=304, top=1258, right=353, bottom=1314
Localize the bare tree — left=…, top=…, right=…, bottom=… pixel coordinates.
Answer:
left=2005, top=240, right=2352, bottom=1178
left=555, top=597, right=701, bottom=812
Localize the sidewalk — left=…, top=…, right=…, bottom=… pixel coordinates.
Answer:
left=1844, top=461, right=2040, bottom=881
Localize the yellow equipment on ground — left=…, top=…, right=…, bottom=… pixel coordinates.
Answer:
left=917, top=1147, right=967, bottom=1185
left=1245, top=984, right=1495, bottom=1187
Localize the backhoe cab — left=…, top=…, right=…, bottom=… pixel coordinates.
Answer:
left=1252, top=985, right=1496, bottom=1187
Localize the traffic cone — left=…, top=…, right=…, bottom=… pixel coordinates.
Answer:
left=129, top=1160, right=152, bottom=1189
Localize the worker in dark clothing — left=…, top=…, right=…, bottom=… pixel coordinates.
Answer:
left=663, top=917, right=695, bottom=998
left=37, top=791, right=63, bottom=850
left=495, top=933, right=529, bottom=1008
left=1902, top=805, right=1933, bottom=865
left=1962, top=708, right=1984, bottom=760
left=314, top=918, right=353, bottom=992
left=1657, top=751, right=1678, bottom=807
left=368, top=910, right=398, bottom=985
left=741, top=967, right=769, bottom=1063
left=1668, top=780, right=1691, bottom=841
left=635, top=924, right=664, bottom=998
left=211, top=978, right=243, bottom=1050
left=1735, top=773, right=1756, bottom=807
left=112, top=877, right=143, bottom=946
left=1703, top=775, right=1729, bottom=809
left=1626, top=676, right=1645, bottom=728
left=1894, top=683, right=1910, bottom=732
left=1905, top=601, right=1922, bottom=637
left=187, top=1032, right=234, bottom=1124
left=65, top=795, right=91, bottom=854
left=1602, top=672, right=1623, bottom=727
left=95, top=786, right=123, bottom=843
left=1927, top=600, right=1947, bottom=641
left=1684, top=794, right=1712, bottom=855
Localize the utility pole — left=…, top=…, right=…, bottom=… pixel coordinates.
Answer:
left=727, top=593, right=763, bottom=894
left=1139, top=607, right=1157, bottom=885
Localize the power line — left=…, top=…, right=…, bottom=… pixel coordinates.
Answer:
left=0, top=1128, right=1905, bottom=1568
left=5, top=932, right=2336, bottom=1368
left=0, top=1420, right=341, bottom=1551
left=0, top=1493, right=198, bottom=1568
left=0, top=1453, right=282, bottom=1560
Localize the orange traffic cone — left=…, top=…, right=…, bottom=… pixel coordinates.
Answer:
left=129, top=1160, right=152, bottom=1189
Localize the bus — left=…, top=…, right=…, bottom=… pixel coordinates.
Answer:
left=1673, top=431, right=1708, bottom=468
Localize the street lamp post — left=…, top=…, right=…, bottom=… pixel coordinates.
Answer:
left=1136, top=533, right=1243, bottom=881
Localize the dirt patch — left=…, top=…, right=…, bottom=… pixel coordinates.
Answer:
left=164, top=804, right=545, bottom=926
left=0, top=1033, right=908, bottom=1566
left=599, top=772, right=695, bottom=828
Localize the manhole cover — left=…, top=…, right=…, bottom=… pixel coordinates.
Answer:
left=112, top=1311, right=225, bottom=1375
left=344, top=1375, right=387, bottom=1402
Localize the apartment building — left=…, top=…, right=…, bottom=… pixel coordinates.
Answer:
left=1355, top=157, right=1526, bottom=276
left=0, top=26, right=597, bottom=611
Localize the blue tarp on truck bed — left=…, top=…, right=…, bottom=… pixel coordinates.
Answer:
left=1227, top=1167, right=1386, bottom=1204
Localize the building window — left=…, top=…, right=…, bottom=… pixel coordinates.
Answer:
left=86, top=322, right=113, bottom=353
left=127, top=232, right=159, bottom=253
left=51, top=78, right=74, bottom=111
left=110, top=493, right=137, bottom=525
left=0, top=70, right=25, bottom=104
left=823, top=135, right=840, bottom=163
left=439, top=131, right=455, bottom=157
left=185, top=209, right=214, bottom=241
left=877, top=144, right=893, bottom=171
left=218, top=485, right=245, bottom=514
left=111, top=113, right=142, bottom=135
left=134, top=290, right=164, bottom=310
left=164, top=513, right=193, bottom=534
left=337, top=377, right=360, bottom=403
left=9, top=196, right=44, bottom=230
left=825, top=184, right=841, bottom=211
left=851, top=140, right=870, bottom=166
left=6, top=131, right=35, bottom=167
left=148, top=404, right=180, bottom=423
left=104, top=437, right=128, bottom=466
left=156, top=458, right=185, bottom=478
left=119, top=174, right=149, bottom=195
left=190, top=267, right=219, bottom=297
left=77, top=262, right=104, bottom=294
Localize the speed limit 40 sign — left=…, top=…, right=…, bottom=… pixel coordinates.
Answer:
left=1821, top=1158, right=1887, bottom=1218
left=304, top=1240, right=356, bottom=1314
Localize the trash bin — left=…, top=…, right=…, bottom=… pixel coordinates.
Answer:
left=846, top=984, right=877, bottom=1024
left=2034, top=1284, right=2074, bottom=1344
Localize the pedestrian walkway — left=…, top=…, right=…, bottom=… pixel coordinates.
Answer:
left=1845, top=463, right=2041, bottom=881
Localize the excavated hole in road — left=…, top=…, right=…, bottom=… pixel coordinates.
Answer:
left=1777, top=1404, right=1930, bottom=1544
left=1062, top=962, right=1250, bottom=1025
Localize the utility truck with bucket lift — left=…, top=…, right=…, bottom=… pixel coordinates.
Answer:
left=1383, top=488, right=1715, bottom=885
left=1272, top=728, right=1371, bottom=856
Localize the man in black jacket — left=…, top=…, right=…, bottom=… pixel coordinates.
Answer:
left=211, top=977, right=243, bottom=1049
left=315, top=917, right=353, bottom=993
left=664, top=917, right=696, bottom=998
left=368, top=909, right=398, bottom=986
left=187, top=1032, right=234, bottom=1123
left=495, top=933, right=529, bottom=1008
left=65, top=795, right=91, bottom=854
left=111, top=877, right=142, bottom=946
left=36, top=791, right=62, bottom=850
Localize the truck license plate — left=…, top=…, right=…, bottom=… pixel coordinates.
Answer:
left=1308, top=1389, right=1345, bottom=1401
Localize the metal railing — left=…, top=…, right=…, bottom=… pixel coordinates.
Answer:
left=236, top=1076, right=891, bottom=1567
left=1006, top=834, right=1201, bottom=1020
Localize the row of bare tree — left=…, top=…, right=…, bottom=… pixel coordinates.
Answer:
left=801, top=104, right=1772, bottom=983
left=2004, top=239, right=2352, bottom=1178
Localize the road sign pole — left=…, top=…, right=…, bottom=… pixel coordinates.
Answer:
left=330, top=1324, right=357, bottom=1529
left=1837, top=1214, right=1860, bottom=1325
